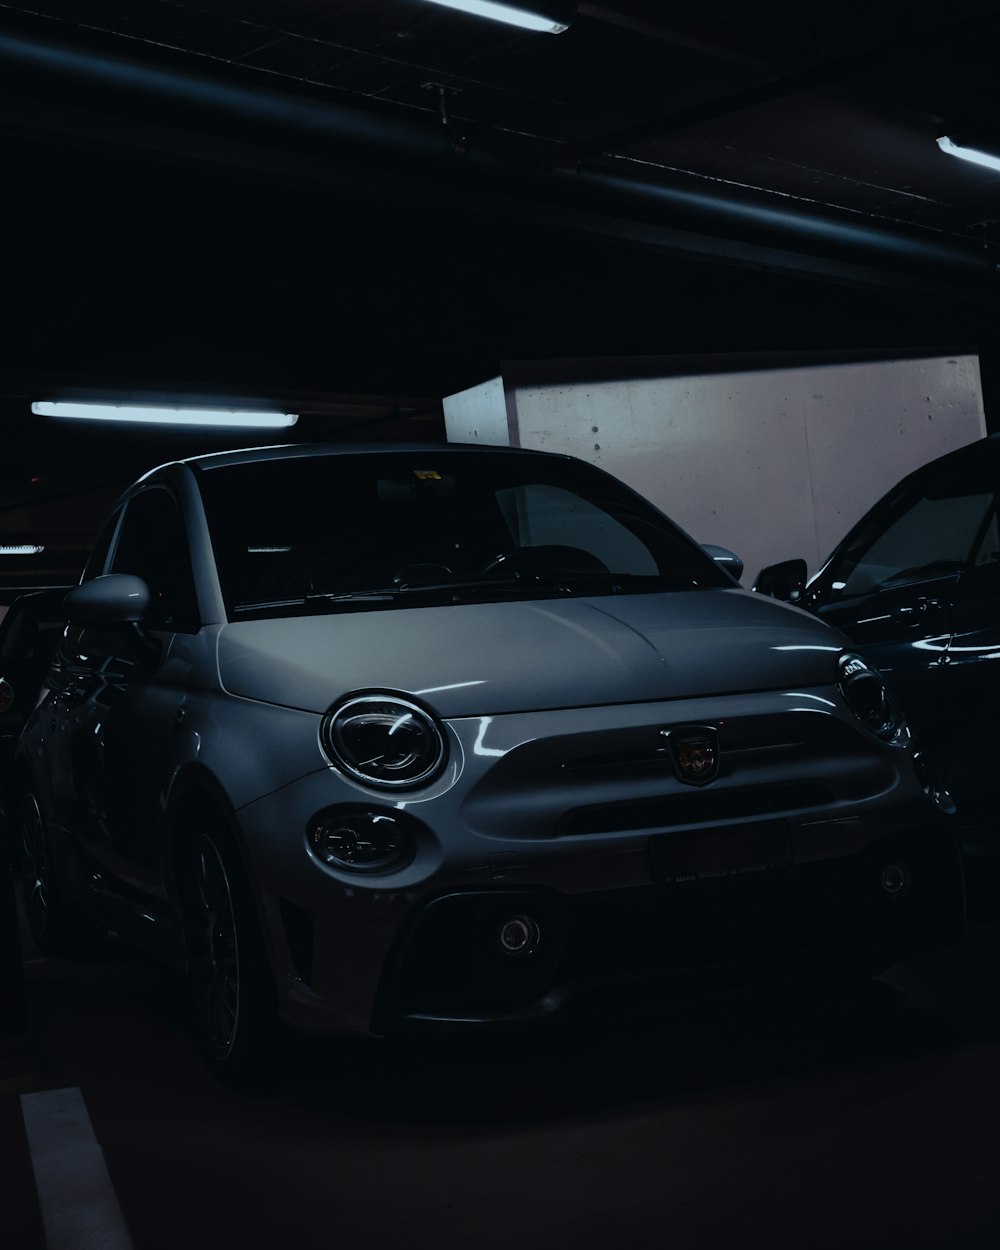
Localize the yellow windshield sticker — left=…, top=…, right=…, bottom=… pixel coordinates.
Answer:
left=414, top=470, right=442, bottom=480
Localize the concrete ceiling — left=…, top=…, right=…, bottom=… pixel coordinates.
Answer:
left=1, top=2, right=997, bottom=263
left=3, top=2, right=1000, bottom=377
left=1, top=0, right=1000, bottom=577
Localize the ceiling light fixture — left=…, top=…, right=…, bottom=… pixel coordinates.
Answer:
left=32, top=402, right=298, bottom=429
left=937, top=135, right=1000, bottom=174
left=421, top=0, right=570, bottom=34
left=0, top=545, right=45, bottom=555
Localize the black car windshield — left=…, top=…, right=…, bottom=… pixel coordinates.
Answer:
left=816, top=456, right=1000, bottom=601
left=195, top=449, right=730, bottom=619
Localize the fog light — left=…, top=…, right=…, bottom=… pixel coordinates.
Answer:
left=498, top=915, right=541, bottom=956
left=309, top=809, right=414, bottom=873
left=881, top=863, right=909, bottom=896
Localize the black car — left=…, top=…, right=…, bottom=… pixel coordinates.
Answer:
left=756, top=434, right=1000, bottom=839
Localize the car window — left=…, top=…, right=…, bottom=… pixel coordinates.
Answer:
left=81, top=509, right=122, bottom=582
left=972, top=508, right=1000, bottom=568
left=195, top=451, right=727, bottom=618
left=108, top=488, right=200, bottom=631
left=496, top=484, right=658, bottom=575
left=830, top=484, right=997, bottom=598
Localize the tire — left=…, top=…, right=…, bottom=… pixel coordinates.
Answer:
left=182, top=826, right=282, bottom=1088
left=17, top=788, right=100, bottom=955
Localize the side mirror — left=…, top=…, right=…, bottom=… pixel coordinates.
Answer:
left=65, top=574, right=151, bottom=626
left=701, top=544, right=744, bottom=582
left=753, top=558, right=808, bottom=602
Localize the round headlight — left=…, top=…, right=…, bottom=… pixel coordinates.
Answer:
left=323, top=694, right=445, bottom=788
left=838, top=652, right=905, bottom=743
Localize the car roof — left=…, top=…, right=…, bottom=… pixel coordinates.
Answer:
left=915, top=432, right=1000, bottom=474
left=851, top=433, right=999, bottom=506
left=183, top=441, right=570, bottom=473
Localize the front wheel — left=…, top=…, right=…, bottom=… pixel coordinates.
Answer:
left=182, top=827, right=282, bottom=1088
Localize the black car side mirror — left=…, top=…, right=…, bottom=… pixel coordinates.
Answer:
left=701, top=545, right=744, bottom=582
left=65, top=574, right=151, bottom=626
left=753, top=558, right=808, bottom=602
left=64, top=574, right=160, bottom=663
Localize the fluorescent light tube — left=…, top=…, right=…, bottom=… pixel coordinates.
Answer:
left=422, top=1, right=569, bottom=33
left=937, top=135, right=1000, bottom=174
left=32, top=402, right=298, bottom=429
left=0, top=545, right=45, bottom=555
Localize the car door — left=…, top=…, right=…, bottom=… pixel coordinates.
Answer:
left=0, top=589, right=68, bottom=779
left=57, top=486, right=201, bottom=900
left=805, top=456, right=998, bottom=804
left=936, top=512, right=1000, bottom=828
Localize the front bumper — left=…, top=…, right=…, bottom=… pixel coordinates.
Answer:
left=240, top=795, right=962, bottom=1037
left=232, top=690, right=964, bottom=1037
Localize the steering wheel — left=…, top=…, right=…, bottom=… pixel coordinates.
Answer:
left=478, top=545, right=610, bottom=578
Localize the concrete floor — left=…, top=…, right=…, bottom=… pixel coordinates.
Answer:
left=4, top=890, right=1000, bottom=1250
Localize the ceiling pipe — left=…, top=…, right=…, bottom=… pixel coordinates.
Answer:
left=0, top=29, right=994, bottom=285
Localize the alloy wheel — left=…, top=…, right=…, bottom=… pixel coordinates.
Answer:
left=189, top=834, right=241, bottom=1060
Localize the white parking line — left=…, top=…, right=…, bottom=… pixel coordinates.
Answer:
left=20, top=1087, right=134, bottom=1250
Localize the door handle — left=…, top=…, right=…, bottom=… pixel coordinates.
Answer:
left=891, top=597, right=941, bottom=624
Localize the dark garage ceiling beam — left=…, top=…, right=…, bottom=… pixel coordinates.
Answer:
left=572, top=7, right=1000, bottom=158
left=0, top=28, right=996, bottom=296
left=575, top=4, right=792, bottom=70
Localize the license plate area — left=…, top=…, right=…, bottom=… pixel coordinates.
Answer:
left=649, top=821, right=791, bottom=884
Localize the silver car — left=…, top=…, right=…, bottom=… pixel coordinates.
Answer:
left=16, top=443, right=963, bottom=1083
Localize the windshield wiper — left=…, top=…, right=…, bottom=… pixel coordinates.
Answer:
left=233, top=589, right=400, bottom=613
left=393, top=573, right=695, bottom=597
left=498, top=572, right=694, bottom=592
left=233, top=573, right=693, bottom=615
left=306, top=589, right=400, bottom=603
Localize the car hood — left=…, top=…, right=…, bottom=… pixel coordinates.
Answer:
left=214, top=589, right=846, bottom=717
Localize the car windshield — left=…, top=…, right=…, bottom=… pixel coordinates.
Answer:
left=195, top=449, right=729, bottom=619
left=818, top=457, right=1000, bottom=600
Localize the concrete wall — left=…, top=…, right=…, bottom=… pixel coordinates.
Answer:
left=441, top=375, right=513, bottom=447
left=443, top=355, right=987, bottom=583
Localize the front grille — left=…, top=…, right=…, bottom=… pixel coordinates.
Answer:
left=459, top=706, right=897, bottom=843
left=557, top=783, right=833, bottom=837
left=560, top=737, right=806, bottom=775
